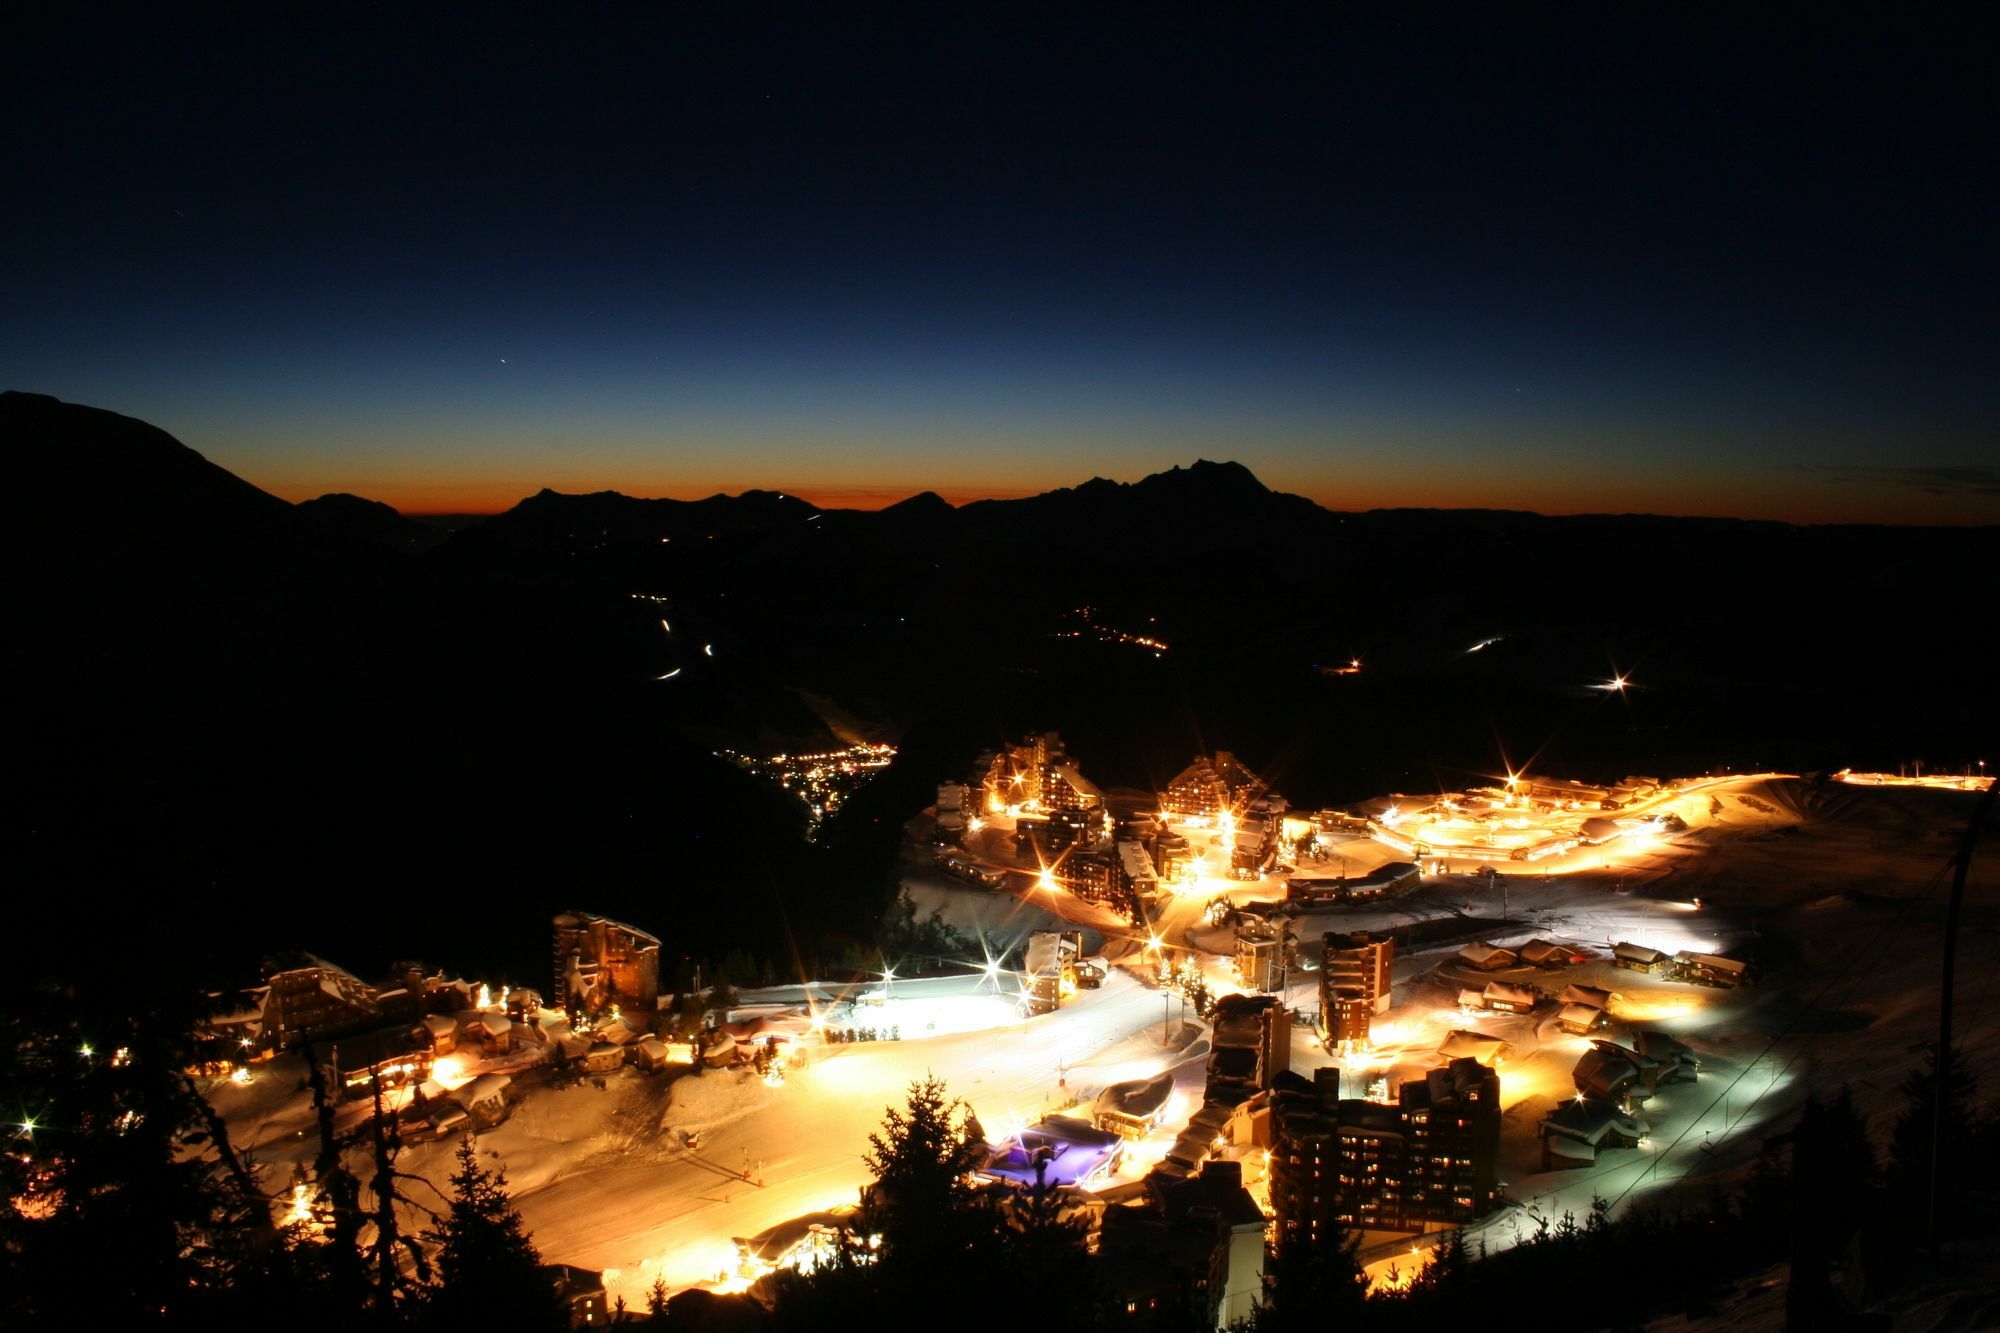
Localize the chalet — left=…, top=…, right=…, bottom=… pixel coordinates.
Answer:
left=1517, top=939, right=1579, bottom=969
left=1437, top=1029, right=1510, bottom=1065
left=1612, top=942, right=1671, bottom=973
left=1456, top=942, right=1518, bottom=972
left=699, top=1030, right=738, bottom=1068
left=579, top=1043, right=626, bottom=1075
left=1675, top=952, right=1750, bottom=988
left=463, top=1012, right=514, bottom=1055
left=1572, top=1040, right=1671, bottom=1106
left=1630, top=1029, right=1700, bottom=1083
left=453, top=1073, right=513, bottom=1130
left=631, top=1038, right=677, bottom=1073
left=543, top=1264, right=609, bottom=1326
left=1539, top=1098, right=1645, bottom=1169
left=1557, top=1003, right=1606, bottom=1035
left=1558, top=984, right=1613, bottom=1031
left=1480, top=981, right=1539, bottom=1014
left=1560, top=983, right=1615, bottom=1011
left=421, top=1013, right=459, bottom=1055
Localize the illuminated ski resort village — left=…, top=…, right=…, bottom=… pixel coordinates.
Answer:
left=10, top=7, right=1999, bottom=1330
left=178, top=736, right=1995, bottom=1325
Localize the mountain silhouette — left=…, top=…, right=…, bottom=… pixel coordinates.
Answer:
left=297, top=492, right=448, bottom=553
left=7, top=390, right=1996, bottom=990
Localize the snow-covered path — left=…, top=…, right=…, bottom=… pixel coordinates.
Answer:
left=514, top=971, right=1177, bottom=1305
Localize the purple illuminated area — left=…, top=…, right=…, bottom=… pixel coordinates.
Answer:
left=980, top=1117, right=1124, bottom=1189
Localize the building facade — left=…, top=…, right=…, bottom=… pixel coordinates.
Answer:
left=552, top=911, right=662, bottom=1019
left=1319, top=931, right=1395, bottom=1045
left=1270, top=1058, right=1501, bottom=1241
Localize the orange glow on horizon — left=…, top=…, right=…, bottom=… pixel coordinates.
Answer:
left=242, top=464, right=1993, bottom=528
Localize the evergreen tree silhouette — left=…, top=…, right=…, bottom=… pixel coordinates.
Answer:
left=421, top=1137, right=568, bottom=1331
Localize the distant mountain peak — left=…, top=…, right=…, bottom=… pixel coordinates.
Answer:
left=1138, top=459, right=1270, bottom=493
left=881, top=490, right=954, bottom=517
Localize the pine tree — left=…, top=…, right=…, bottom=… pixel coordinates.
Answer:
left=859, top=1074, right=1000, bottom=1297
left=1254, top=1226, right=1366, bottom=1331
left=1887, top=1043, right=1982, bottom=1240
left=998, top=1156, right=1096, bottom=1318
left=421, top=1137, right=569, bottom=1331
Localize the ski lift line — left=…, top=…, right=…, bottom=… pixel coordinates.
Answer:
left=654, top=667, right=682, bottom=680
left=1638, top=857, right=1952, bottom=1204
left=661, top=618, right=672, bottom=633
left=1603, top=851, right=1957, bottom=1217
left=1513, top=847, right=1954, bottom=1221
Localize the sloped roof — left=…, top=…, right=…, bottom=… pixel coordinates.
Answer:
left=1097, top=1071, right=1176, bottom=1121
left=1558, top=1003, right=1605, bottom=1030
left=1437, top=1029, right=1510, bottom=1064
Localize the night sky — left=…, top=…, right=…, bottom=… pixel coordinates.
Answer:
left=6, top=8, right=1993, bottom=522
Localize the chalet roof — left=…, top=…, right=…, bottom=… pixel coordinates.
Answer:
left=1676, top=951, right=1748, bottom=975
left=454, top=1073, right=511, bottom=1107
left=1559, top=1003, right=1605, bottom=1030
left=1560, top=983, right=1615, bottom=1009
left=1518, top=939, right=1572, bottom=965
left=1411, top=1057, right=1498, bottom=1107
left=1458, top=942, right=1517, bottom=968
left=1612, top=942, right=1670, bottom=964
left=1573, top=1044, right=1653, bottom=1099
left=1482, top=981, right=1539, bottom=1008
left=1437, top=1029, right=1510, bottom=1063
left=1630, top=1029, right=1697, bottom=1066
left=1541, top=1097, right=1643, bottom=1145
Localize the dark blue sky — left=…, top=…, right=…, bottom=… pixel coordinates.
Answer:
left=6, top=7, right=1993, bottom=520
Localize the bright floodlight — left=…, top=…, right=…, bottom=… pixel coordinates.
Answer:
left=1036, top=868, right=1056, bottom=892
left=79, top=1044, right=93, bottom=1058
left=1148, top=933, right=1163, bottom=951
